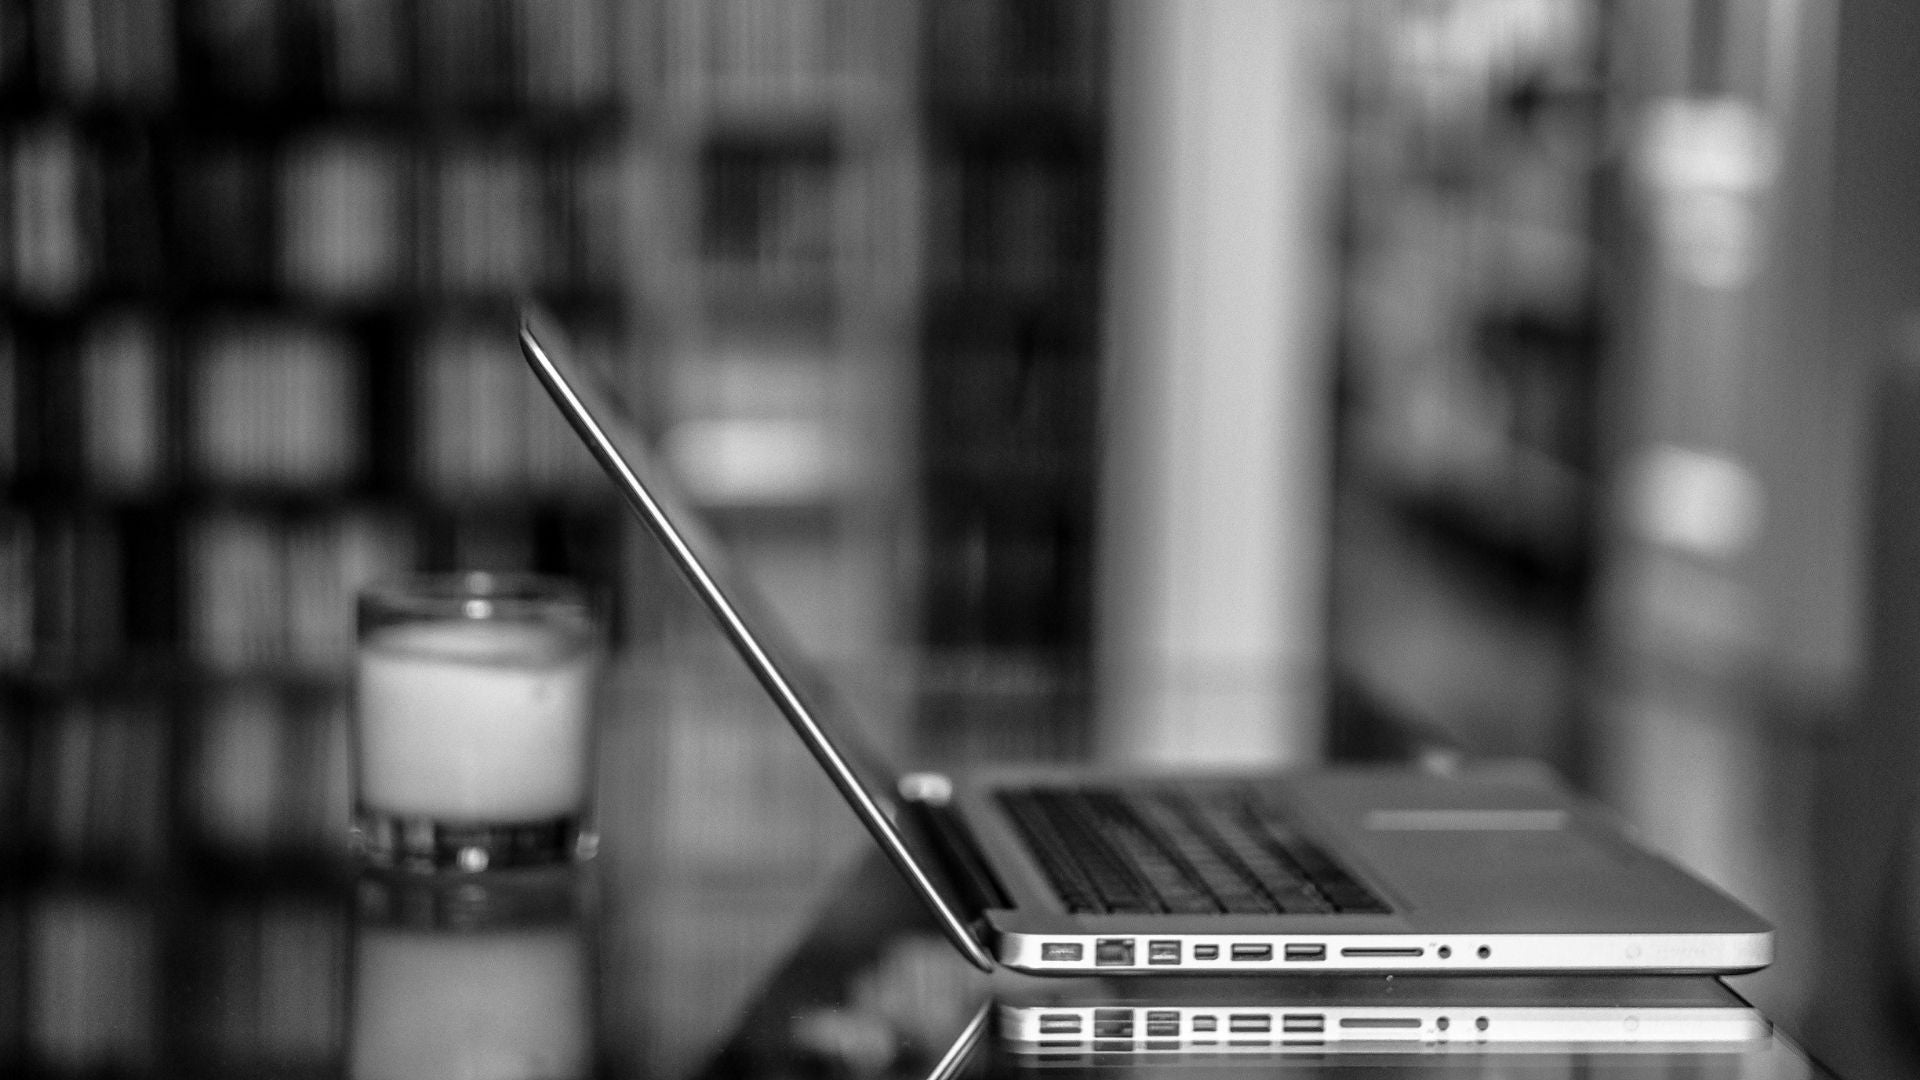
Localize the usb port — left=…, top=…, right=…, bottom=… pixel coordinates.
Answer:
left=1282, top=1014, right=1326, bottom=1033
left=1284, top=943, right=1327, bottom=961
left=1095, top=939, right=1134, bottom=967
left=1146, top=1011, right=1180, bottom=1038
left=1041, top=942, right=1084, bottom=963
left=1038, top=1014, right=1083, bottom=1035
left=1230, top=943, right=1274, bottom=962
left=1192, top=1015, right=1218, bottom=1033
left=1093, top=1009, right=1132, bottom=1039
left=1229, top=1015, right=1272, bottom=1033
left=1147, top=940, right=1181, bottom=965
left=1193, top=944, right=1220, bottom=961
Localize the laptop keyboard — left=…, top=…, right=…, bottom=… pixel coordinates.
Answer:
left=996, top=787, right=1392, bottom=916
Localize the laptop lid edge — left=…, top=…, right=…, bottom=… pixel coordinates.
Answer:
left=517, top=308, right=997, bottom=972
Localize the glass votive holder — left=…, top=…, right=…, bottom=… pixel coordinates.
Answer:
left=351, top=572, right=602, bottom=872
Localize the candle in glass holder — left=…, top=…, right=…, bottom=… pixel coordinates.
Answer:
left=352, top=573, right=600, bottom=872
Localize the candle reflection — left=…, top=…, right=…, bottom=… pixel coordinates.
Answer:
left=348, top=867, right=594, bottom=1080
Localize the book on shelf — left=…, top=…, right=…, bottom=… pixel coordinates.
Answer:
left=429, top=143, right=548, bottom=296
left=1, top=126, right=166, bottom=300
left=665, top=0, right=887, bottom=108
left=8, top=122, right=91, bottom=305
left=185, top=508, right=413, bottom=674
left=921, top=502, right=1085, bottom=649
left=417, top=0, right=516, bottom=108
left=656, top=647, right=864, bottom=871
left=0, top=512, right=32, bottom=668
left=700, top=138, right=823, bottom=274
left=181, top=0, right=288, bottom=103
left=319, top=0, right=412, bottom=105
left=172, top=142, right=274, bottom=291
left=933, top=150, right=1091, bottom=297
left=518, top=0, right=617, bottom=108
left=78, top=313, right=166, bottom=493
left=279, top=132, right=410, bottom=301
left=27, top=891, right=158, bottom=1071
left=191, top=318, right=363, bottom=490
left=186, top=510, right=283, bottom=671
left=23, top=512, right=125, bottom=666
left=415, top=0, right=619, bottom=109
left=417, top=322, right=521, bottom=494
left=0, top=3, right=26, bottom=96
left=194, top=687, right=284, bottom=857
left=571, top=146, right=628, bottom=294
left=253, top=899, right=346, bottom=1059
left=417, top=320, right=609, bottom=496
left=922, top=324, right=1096, bottom=484
left=91, top=129, right=169, bottom=293
left=285, top=511, right=415, bottom=669
left=30, top=694, right=169, bottom=871
left=917, top=647, right=1089, bottom=765
left=0, top=326, right=15, bottom=485
left=435, top=512, right=536, bottom=575
left=0, top=720, right=20, bottom=857
left=192, top=897, right=345, bottom=1061
left=38, top=0, right=179, bottom=103
left=192, top=685, right=350, bottom=860
left=926, top=0, right=1105, bottom=108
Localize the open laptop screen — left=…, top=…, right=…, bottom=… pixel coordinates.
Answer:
left=518, top=307, right=997, bottom=970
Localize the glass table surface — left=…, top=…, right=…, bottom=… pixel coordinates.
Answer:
left=690, top=852, right=1840, bottom=1080
left=248, top=846, right=1838, bottom=1080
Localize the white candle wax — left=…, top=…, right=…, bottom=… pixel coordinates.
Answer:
left=356, top=619, right=596, bottom=822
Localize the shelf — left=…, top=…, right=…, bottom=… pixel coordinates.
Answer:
left=1, top=287, right=625, bottom=321
left=174, top=850, right=356, bottom=898
left=0, top=94, right=628, bottom=138
left=1344, top=412, right=1593, bottom=589
left=3, top=6, right=1110, bottom=1069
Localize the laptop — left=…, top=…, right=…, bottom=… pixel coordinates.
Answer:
left=517, top=309, right=1773, bottom=976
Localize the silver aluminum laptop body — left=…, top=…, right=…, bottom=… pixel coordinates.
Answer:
left=518, top=310, right=1773, bottom=977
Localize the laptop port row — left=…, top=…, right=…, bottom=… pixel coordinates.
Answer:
left=1049, top=939, right=1349, bottom=965
left=1047, top=1012, right=1497, bottom=1041
left=1038, top=1012, right=1341, bottom=1040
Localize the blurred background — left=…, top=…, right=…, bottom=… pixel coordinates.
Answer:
left=2, top=0, right=1919, bottom=1077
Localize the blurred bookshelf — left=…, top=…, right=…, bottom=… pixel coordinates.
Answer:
left=607, top=2, right=1108, bottom=1074
left=915, top=0, right=1104, bottom=769
left=1, top=0, right=626, bottom=1074
left=0, top=1, right=1109, bottom=1076
left=1328, top=0, right=1611, bottom=773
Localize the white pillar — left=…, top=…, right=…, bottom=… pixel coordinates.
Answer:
left=1096, top=0, right=1340, bottom=766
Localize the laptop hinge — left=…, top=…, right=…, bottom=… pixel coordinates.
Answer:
left=905, top=795, right=1013, bottom=914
